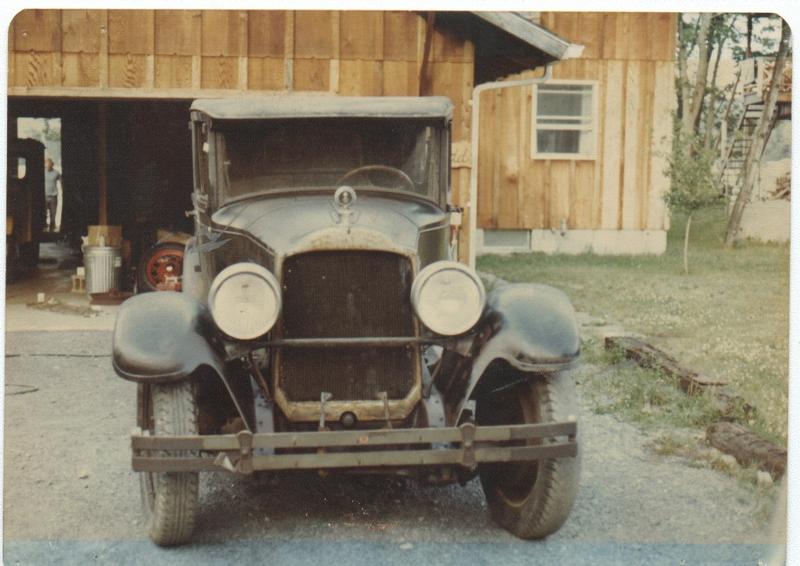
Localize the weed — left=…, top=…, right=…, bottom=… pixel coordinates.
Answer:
left=478, top=205, right=788, bottom=443
left=580, top=336, right=626, bottom=366
left=583, top=360, right=722, bottom=430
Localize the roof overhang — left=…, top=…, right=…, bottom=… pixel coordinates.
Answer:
left=470, top=12, right=584, bottom=61
left=431, top=12, right=584, bottom=84
left=191, top=95, right=453, bottom=121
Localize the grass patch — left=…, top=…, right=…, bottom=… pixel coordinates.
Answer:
left=582, top=340, right=722, bottom=430
left=479, top=205, right=789, bottom=443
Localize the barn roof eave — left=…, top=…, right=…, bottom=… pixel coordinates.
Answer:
left=470, top=12, right=584, bottom=61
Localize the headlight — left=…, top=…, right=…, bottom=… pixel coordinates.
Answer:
left=411, top=261, right=486, bottom=335
left=208, top=263, right=281, bottom=340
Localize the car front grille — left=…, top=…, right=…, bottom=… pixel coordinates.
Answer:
left=278, top=250, right=417, bottom=402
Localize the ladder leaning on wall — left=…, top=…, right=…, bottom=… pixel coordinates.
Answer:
left=718, top=101, right=778, bottom=200
left=718, top=56, right=790, bottom=201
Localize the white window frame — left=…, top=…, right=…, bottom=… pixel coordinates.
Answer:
left=531, top=80, right=598, bottom=161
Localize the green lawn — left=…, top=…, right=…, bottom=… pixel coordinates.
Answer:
left=478, top=206, right=789, bottom=443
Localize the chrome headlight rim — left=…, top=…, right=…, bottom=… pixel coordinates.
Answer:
left=411, top=260, right=486, bottom=336
left=208, top=262, right=281, bottom=341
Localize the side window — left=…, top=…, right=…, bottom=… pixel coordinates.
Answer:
left=9, top=157, right=26, bottom=180
left=532, top=82, right=597, bottom=159
left=193, top=121, right=209, bottom=193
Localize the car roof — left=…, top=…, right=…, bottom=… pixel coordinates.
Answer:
left=191, top=95, right=453, bottom=121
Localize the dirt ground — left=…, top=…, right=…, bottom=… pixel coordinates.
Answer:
left=3, top=327, right=783, bottom=564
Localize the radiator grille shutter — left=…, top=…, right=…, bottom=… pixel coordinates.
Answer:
left=279, top=251, right=416, bottom=402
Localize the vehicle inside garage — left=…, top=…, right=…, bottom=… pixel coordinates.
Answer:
left=7, top=98, right=195, bottom=293
left=9, top=98, right=194, bottom=247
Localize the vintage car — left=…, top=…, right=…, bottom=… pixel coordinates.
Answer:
left=112, top=96, right=581, bottom=546
left=7, top=138, right=45, bottom=278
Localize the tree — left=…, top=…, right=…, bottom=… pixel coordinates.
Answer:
left=664, top=130, right=721, bottom=274
left=678, top=14, right=713, bottom=140
left=702, top=15, right=739, bottom=151
left=725, top=18, right=791, bottom=246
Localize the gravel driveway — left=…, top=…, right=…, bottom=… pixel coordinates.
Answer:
left=3, top=331, right=780, bottom=564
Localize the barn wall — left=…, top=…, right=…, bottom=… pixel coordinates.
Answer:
left=477, top=12, right=676, bottom=245
left=9, top=9, right=475, bottom=261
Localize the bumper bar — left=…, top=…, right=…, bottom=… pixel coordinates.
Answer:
left=131, top=421, right=577, bottom=474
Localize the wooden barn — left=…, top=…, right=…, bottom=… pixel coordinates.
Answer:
left=6, top=9, right=580, bottom=265
left=476, top=12, right=677, bottom=255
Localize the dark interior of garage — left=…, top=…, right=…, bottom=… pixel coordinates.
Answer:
left=8, top=98, right=195, bottom=266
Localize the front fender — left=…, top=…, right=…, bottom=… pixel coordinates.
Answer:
left=455, top=283, right=580, bottom=422
left=113, top=291, right=254, bottom=430
left=112, top=291, right=222, bottom=383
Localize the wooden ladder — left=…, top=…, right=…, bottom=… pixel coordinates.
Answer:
left=718, top=102, right=777, bottom=198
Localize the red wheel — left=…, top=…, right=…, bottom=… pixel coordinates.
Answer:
left=138, top=242, right=185, bottom=292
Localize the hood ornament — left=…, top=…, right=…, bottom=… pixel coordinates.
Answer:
left=331, top=185, right=359, bottom=233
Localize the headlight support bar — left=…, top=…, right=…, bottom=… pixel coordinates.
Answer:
left=263, top=336, right=453, bottom=348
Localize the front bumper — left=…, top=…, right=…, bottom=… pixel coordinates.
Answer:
left=131, top=421, right=577, bottom=474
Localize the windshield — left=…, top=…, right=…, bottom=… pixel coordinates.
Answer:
left=217, top=118, right=444, bottom=202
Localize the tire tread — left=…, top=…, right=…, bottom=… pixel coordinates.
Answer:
left=480, top=371, right=581, bottom=539
left=146, top=381, right=199, bottom=546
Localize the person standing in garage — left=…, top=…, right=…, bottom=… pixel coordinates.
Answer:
left=43, top=157, right=61, bottom=232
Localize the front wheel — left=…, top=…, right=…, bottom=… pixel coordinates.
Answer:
left=477, top=371, right=581, bottom=539
left=138, top=381, right=199, bottom=546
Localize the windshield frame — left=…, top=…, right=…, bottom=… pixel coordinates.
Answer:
left=209, top=117, right=450, bottom=209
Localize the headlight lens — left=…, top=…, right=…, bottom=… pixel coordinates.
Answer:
left=208, top=263, right=281, bottom=340
left=411, top=261, right=486, bottom=335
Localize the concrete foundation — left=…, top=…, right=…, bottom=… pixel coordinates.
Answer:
left=739, top=200, right=790, bottom=243
left=477, top=229, right=668, bottom=256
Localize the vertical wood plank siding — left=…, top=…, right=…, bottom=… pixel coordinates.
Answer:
left=9, top=9, right=474, bottom=261
left=478, top=12, right=676, bottom=232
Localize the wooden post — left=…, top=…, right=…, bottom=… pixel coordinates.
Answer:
left=604, top=336, right=728, bottom=394
left=707, top=422, right=786, bottom=477
left=8, top=112, right=17, bottom=140
left=99, top=10, right=109, bottom=88
left=284, top=11, right=294, bottom=91
left=97, top=101, right=108, bottom=225
left=417, top=12, right=435, bottom=96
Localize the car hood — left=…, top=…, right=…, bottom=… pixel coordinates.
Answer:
left=211, top=192, right=447, bottom=258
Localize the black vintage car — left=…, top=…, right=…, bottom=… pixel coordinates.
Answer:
left=112, top=96, right=581, bottom=545
left=7, top=138, right=45, bottom=277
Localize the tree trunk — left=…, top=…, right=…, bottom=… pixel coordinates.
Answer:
left=714, top=68, right=742, bottom=156
left=725, top=19, right=790, bottom=246
left=683, top=213, right=692, bottom=274
left=703, top=30, right=727, bottom=151
left=682, top=14, right=713, bottom=138
left=677, top=14, right=690, bottom=121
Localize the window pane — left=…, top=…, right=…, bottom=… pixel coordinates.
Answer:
left=537, top=130, right=580, bottom=154
left=534, top=83, right=595, bottom=157
left=219, top=119, right=442, bottom=201
left=537, top=130, right=595, bottom=155
left=537, top=85, right=592, bottom=119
